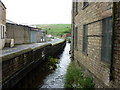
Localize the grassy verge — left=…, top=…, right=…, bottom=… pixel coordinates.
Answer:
left=37, top=24, right=71, bottom=36
left=64, top=61, right=94, bottom=88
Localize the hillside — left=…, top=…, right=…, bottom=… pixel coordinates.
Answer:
left=36, top=24, right=71, bottom=36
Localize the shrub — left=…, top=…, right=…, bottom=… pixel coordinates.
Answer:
left=46, top=56, right=59, bottom=70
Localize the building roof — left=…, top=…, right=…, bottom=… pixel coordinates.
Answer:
left=6, top=19, right=17, bottom=24
left=6, top=22, right=46, bottom=32
left=0, top=0, right=6, bottom=9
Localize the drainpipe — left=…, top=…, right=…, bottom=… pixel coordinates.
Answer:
left=71, top=1, right=75, bottom=60
left=110, top=2, right=115, bottom=81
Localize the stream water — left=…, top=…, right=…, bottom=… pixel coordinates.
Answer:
left=39, top=43, right=71, bottom=88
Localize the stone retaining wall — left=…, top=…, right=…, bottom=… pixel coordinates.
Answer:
left=2, top=40, right=66, bottom=88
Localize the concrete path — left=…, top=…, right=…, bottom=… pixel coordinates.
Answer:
left=0, top=38, right=65, bottom=57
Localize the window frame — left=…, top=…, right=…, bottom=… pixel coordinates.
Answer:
left=82, top=24, right=88, bottom=54
left=101, top=16, right=112, bottom=63
left=74, top=26, right=78, bottom=49
left=0, top=25, right=5, bottom=39
left=3, top=26, right=5, bottom=39
left=82, top=0, right=89, bottom=9
left=75, top=0, right=79, bottom=15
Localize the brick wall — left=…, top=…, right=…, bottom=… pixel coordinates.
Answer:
left=111, top=2, right=120, bottom=87
left=72, top=2, right=113, bottom=87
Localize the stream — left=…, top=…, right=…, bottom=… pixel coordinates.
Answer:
left=39, top=43, right=71, bottom=88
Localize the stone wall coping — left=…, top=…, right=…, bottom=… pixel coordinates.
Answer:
left=1, top=48, right=32, bottom=62
left=0, top=39, right=66, bottom=62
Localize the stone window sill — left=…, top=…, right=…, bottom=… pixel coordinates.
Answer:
left=82, top=52, right=88, bottom=56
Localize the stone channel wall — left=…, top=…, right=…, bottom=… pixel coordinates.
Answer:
left=2, top=40, right=66, bottom=88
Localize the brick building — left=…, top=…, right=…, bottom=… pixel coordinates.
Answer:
left=0, top=0, right=6, bottom=49
left=71, top=1, right=120, bottom=88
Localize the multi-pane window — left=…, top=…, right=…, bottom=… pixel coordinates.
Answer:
left=74, top=26, right=78, bottom=49
left=82, top=24, right=88, bottom=53
left=101, top=17, right=112, bottom=62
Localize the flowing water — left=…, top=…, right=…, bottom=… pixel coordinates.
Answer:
left=40, top=43, right=71, bottom=88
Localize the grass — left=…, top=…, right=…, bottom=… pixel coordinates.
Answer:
left=36, top=24, right=71, bottom=36
left=64, top=61, right=94, bottom=89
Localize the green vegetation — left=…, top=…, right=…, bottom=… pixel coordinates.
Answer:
left=66, top=37, right=71, bottom=43
left=64, top=61, right=94, bottom=89
left=37, top=24, right=71, bottom=36
left=45, top=56, right=59, bottom=70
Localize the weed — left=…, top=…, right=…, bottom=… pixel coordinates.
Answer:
left=64, top=61, right=94, bottom=89
left=45, top=56, right=59, bottom=70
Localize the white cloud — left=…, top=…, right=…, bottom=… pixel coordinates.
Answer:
left=1, top=0, right=72, bottom=24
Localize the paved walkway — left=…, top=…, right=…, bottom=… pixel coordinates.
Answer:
left=0, top=38, right=65, bottom=57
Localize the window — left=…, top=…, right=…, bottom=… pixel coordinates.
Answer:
left=83, top=2, right=89, bottom=7
left=101, top=17, right=112, bottom=62
left=83, top=0, right=89, bottom=9
left=0, top=25, right=2, bottom=39
left=1, top=25, right=3, bottom=39
left=82, top=24, right=88, bottom=54
left=3, top=26, right=5, bottom=39
left=76, top=0, right=78, bottom=14
left=74, top=26, right=78, bottom=49
left=0, top=25, right=5, bottom=39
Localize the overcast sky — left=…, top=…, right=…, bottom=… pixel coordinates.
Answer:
left=2, top=0, right=72, bottom=25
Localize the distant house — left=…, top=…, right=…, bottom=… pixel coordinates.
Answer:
left=62, top=33, right=71, bottom=38
left=71, top=1, right=120, bottom=88
left=0, top=1, right=6, bottom=49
